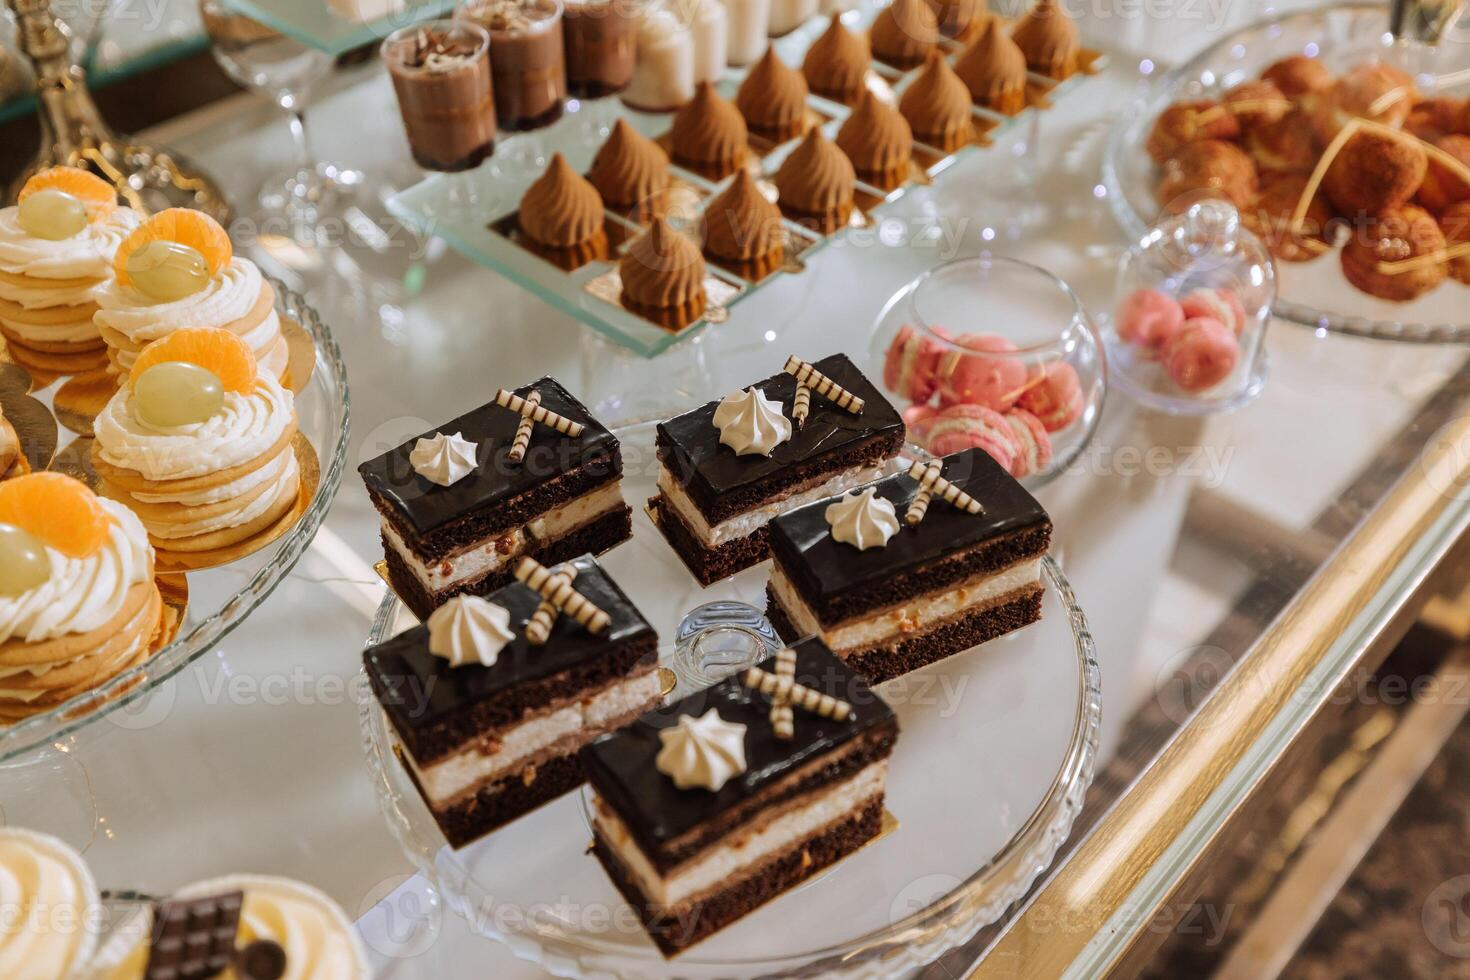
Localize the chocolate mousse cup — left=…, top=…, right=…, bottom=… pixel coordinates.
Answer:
left=383, top=22, right=497, bottom=172
left=563, top=0, right=636, bottom=98
left=460, top=0, right=569, bottom=132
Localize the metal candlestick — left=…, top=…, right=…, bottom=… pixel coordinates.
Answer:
left=4, top=0, right=230, bottom=220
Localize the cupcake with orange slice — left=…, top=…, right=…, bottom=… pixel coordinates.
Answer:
left=0, top=167, right=141, bottom=377
left=95, top=209, right=289, bottom=382
left=92, top=327, right=300, bottom=558
left=0, top=473, right=161, bottom=723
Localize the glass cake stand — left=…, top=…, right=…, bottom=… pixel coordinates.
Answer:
left=216, top=0, right=457, bottom=56
left=1101, top=2, right=1470, bottom=344
left=359, top=419, right=1101, bottom=978
left=0, top=282, right=351, bottom=763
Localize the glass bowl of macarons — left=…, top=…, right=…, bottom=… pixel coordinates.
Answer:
left=0, top=167, right=349, bottom=760
left=869, top=255, right=1106, bottom=487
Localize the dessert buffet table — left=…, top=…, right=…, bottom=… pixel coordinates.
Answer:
left=8, top=6, right=1470, bottom=977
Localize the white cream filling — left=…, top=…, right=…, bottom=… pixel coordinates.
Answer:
left=656, top=464, right=886, bottom=548
left=384, top=482, right=627, bottom=592
left=594, top=760, right=888, bottom=907
left=771, top=558, right=1043, bottom=651
left=407, top=670, right=664, bottom=805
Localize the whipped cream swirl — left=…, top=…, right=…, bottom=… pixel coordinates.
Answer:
left=0, top=829, right=100, bottom=979
left=712, top=387, right=790, bottom=457
left=0, top=205, right=141, bottom=282
left=409, top=432, right=478, bottom=487
left=825, top=487, right=899, bottom=550
left=656, top=709, right=747, bottom=791
left=427, top=595, right=515, bottom=668
left=0, top=500, right=152, bottom=646
left=94, top=375, right=295, bottom=482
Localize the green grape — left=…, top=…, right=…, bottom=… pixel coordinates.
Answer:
left=134, top=362, right=225, bottom=427
left=17, top=190, right=87, bottom=241
left=127, top=241, right=210, bottom=302
left=0, top=523, right=49, bottom=596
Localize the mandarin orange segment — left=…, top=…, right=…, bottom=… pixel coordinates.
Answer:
left=113, top=209, right=233, bottom=287
left=18, top=167, right=118, bottom=212
left=0, top=473, right=111, bottom=559
left=129, top=327, right=257, bottom=394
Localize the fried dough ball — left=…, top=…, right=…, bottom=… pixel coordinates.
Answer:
left=1321, top=128, right=1427, bottom=215
left=1341, top=204, right=1447, bottom=301
left=1146, top=100, right=1241, bottom=164
left=1158, top=140, right=1259, bottom=212
left=1242, top=172, right=1338, bottom=263
left=1311, top=62, right=1416, bottom=144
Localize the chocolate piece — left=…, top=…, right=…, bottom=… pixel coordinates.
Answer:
left=145, top=891, right=244, bottom=980
left=581, top=637, right=897, bottom=866
left=236, top=940, right=288, bottom=980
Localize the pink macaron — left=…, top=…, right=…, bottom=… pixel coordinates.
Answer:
left=1004, top=408, right=1053, bottom=478
left=1016, top=362, right=1084, bottom=433
left=1116, top=288, right=1185, bottom=353
left=1179, top=287, right=1247, bottom=337
left=902, top=402, right=941, bottom=428
left=910, top=404, right=1019, bottom=474
left=884, top=324, right=951, bottom=404
left=936, top=333, right=1029, bottom=411
left=1164, top=317, right=1240, bottom=392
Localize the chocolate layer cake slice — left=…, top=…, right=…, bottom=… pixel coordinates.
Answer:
left=364, top=555, right=662, bottom=848
left=767, top=448, right=1051, bottom=682
left=360, top=376, right=632, bottom=619
left=581, top=637, right=899, bottom=955
left=649, top=353, right=904, bottom=586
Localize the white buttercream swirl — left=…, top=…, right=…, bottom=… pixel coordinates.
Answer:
left=0, top=499, right=152, bottom=645
left=427, top=595, right=515, bottom=668
left=94, top=375, right=295, bottom=482
left=712, top=388, right=791, bottom=457
left=409, top=432, right=478, bottom=487
left=0, top=829, right=100, bottom=980
left=0, top=205, right=140, bottom=282
left=825, top=487, right=900, bottom=550
left=656, top=709, right=747, bottom=791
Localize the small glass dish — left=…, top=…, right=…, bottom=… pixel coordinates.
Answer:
left=1103, top=200, right=1271, bottom=415
left=867, top=256, right=1105, bottom=488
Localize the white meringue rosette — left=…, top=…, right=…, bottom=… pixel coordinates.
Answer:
left=656, top=709, right=748, bottom=791
left=712, top=388, right=791, bottom=457
left=825, top=487, right=900, bottom=550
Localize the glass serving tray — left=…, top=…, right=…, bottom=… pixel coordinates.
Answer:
left=1102, top=2, right=1470, bottom=344
left=359, top=419, right=1102, bottom=978
left=0, top=281, right=351, bottom=762
left=217, top=0, right=457, bottom=56
left=387, top=13, right=1108, bottom=358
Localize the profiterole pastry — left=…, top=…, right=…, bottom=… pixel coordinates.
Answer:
left=518, top=152, right=610, bottom=270
left=92, top=328, right=301, bottom=558
left=589, top=118, right=672, bottom=224
left=702, top=169, right=785, bottom=277
left=736, top=47, right=810, bottom=143
left=836, top=90, right=914, bottom=190
left=0, top=473, right=162, bottom=723
left=1145, top=100, right=1241, bottom=164
left=802, top=16, right=871, bottom=105
left=1157, top=140, right=1258, bottom=211
left=0, top=829, right=101, bottom=973
left=97, top=209, right=289, bottom=382
left=1311, top=62, right=1415, bottom=145
left=1442, top=201, right=1470, bottom=285
left=1247, top=109, right=1318, bottom=174
left=955, top=18, right=1029, bottom=116
left=774, top=128, right=857, bottom=234
left=1340, top=205, right=1447, bottom=301
left=870, top=0, right=937, bottom=71
left=1321, top=129, right=1426, bottom=216
left=929, top=0, right=986, bottom=41
left=1260, top=54, right=1333, bottom=100
left=1419, top=134, right=1470, bottom=213
left=1408, top=96, right=1464, bottom=142
left=0, top=168, right=140, bottom=377
left=620, top=218, right=709, bottom=328
left=364, top=555, right=662, bottom=846
left=1242, top=172, right=1337, bottom=263
left=623, top=5, right=696, bottom=111
left=671, top=81, right=750, bottom=179
left=360, top=377, right=631, bottom=618
left=1011, top=0, right=1078, bottom=80
left=1222, top=79, right=1290, bottom=134
left=0, top=406, right=20, bottom=480
left=899, top=52, right=974, bottom=153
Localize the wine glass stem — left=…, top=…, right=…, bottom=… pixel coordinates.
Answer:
left=280, top=93, right=316, bottom=178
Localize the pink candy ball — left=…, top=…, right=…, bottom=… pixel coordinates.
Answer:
left=1016, top=362, right=1084, bottom=433
left=1116, top=288, right=1185, bottom=353
left=1004, top=408, right=1053, bottom=478
left=936, top=333, right=1028, bottom=411
left=1179, top=288, right=1247, bottom=337
left=1164, top=317, right=1240, bottom=392
left=911, top=404, right=1019, bottom=475
left=884, top=324, right=950, bottom=403
left=902, top=403, right=940, bottom=428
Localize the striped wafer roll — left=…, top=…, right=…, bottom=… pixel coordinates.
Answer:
left=742, top=667, right=854, bottom=722
left=507, top=391, right=541, bottom=464
left=906, top=488, right=934, bottom=525
left=792, top=384, right=811, bottom=429
left=525, top=565, right=576, bottom=645
left=907, top=460, right=984, bottom=515
left=783, top=356, right=864, bottom=415
left=770, top=647, right=797, bottom=739
left=514, top=559, right=610, bottom=634
left=495, top=388, right=586, bottom=438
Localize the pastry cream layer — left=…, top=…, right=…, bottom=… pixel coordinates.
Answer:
left=656, top=463, right=885, bottom=548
